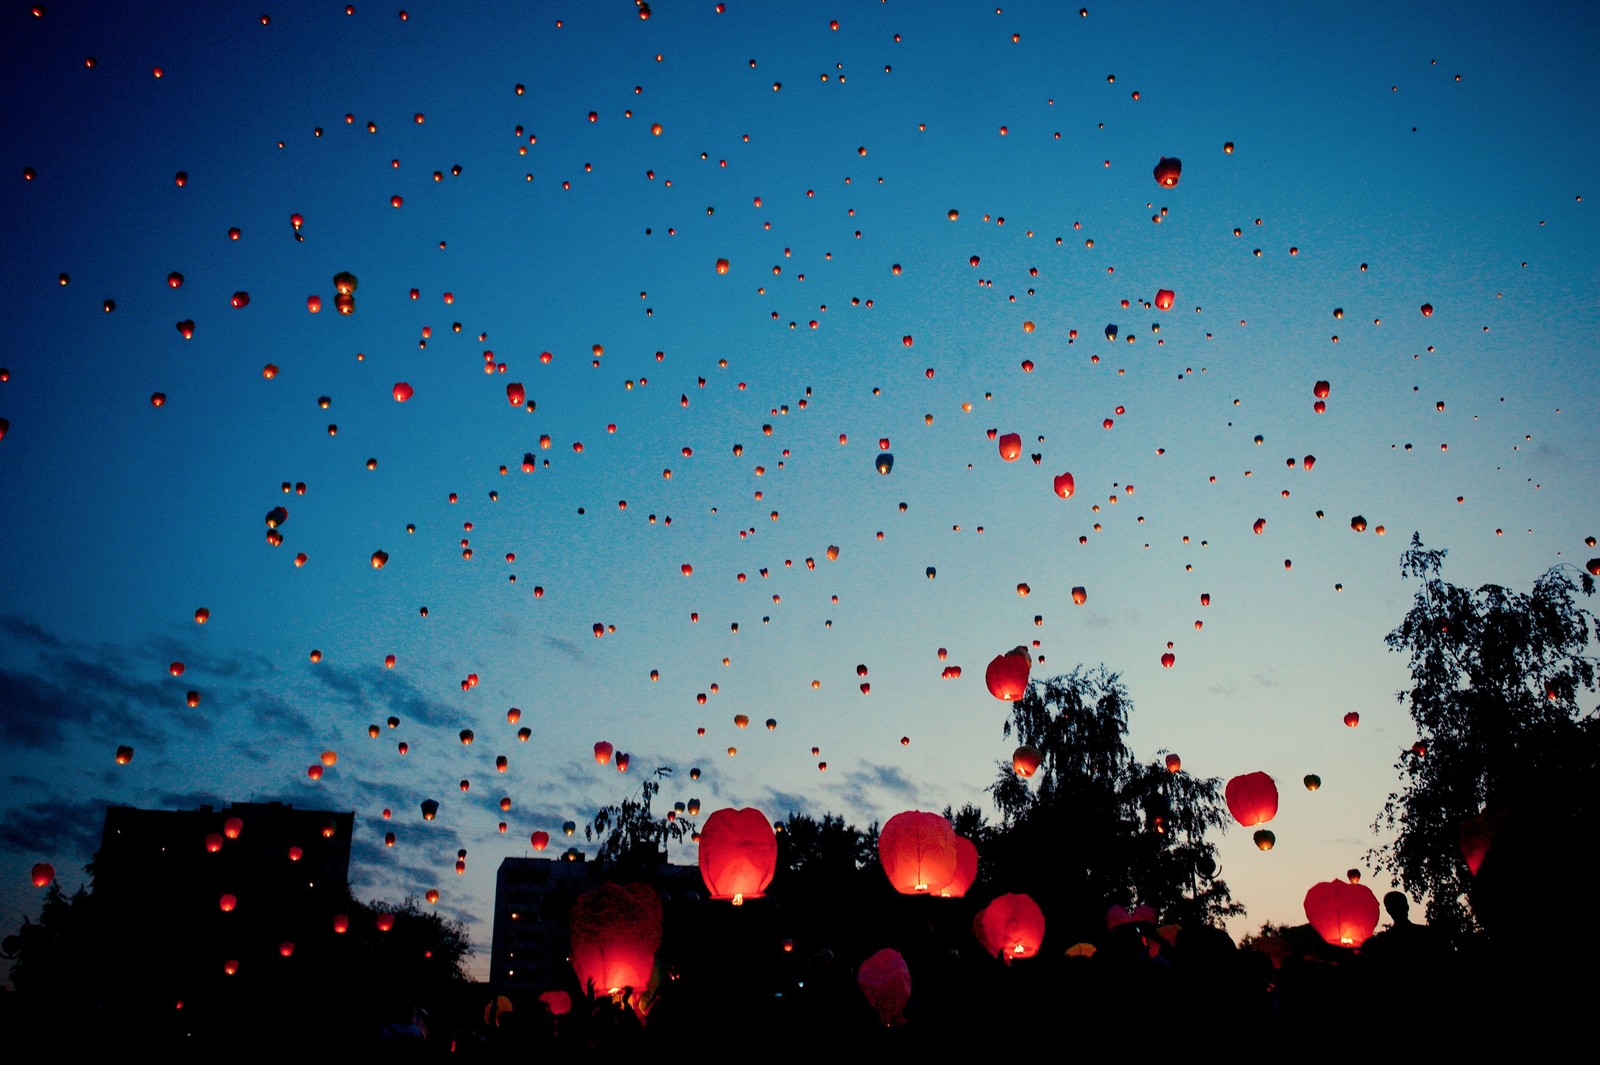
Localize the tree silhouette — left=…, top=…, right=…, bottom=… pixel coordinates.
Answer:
left=1372, top=535, right=1599, bottom=941
left=586, top=766, right=695, bottom=868
left=988, top=666, right=1239, bottom=938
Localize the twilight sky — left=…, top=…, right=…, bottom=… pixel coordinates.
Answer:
left=2, top=0, right=1597, bottom=980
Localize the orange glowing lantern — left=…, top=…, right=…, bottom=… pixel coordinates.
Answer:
left=697, top=807, right=777, bottom=904
left=1154, top=289, right=1175, bottom=311
left=531, top=830, right=550, bottom=850
left=1012, top=745, right=1042, bottom=778
left=30, top=863, right=54, bottom=887
left=879, top=810, right=958, bottom=894
left=1225, top=772, right=1278, bottom=827
left=569, top=882, right=663, bottom=1009
left=1053, top=472, right=1075, bottom=499
left=1303, top=876, right=1380, bottom=947
left=974, top=892, right=1045, bottom=960
left=985, top=646, right=1032, bottom=702
left=1152, top=157, right=1182, bottom=187
left=594, top=741, right=614, bottom=765
left=223, top=817, right=244, bottom=839
left=997, top=433, right=1022, bottom=461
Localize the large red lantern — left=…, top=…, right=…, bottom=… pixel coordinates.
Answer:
left=878, top=811, right=957, bottom=894
left=1303, top=876, right=1380, bottom=947
left=857, top=948, right=911, bottom=1026
left=30, top=863, right=54, bottom=888
left=997, top=432, right=1022, bottom=461
left=985, top=646, right=1031, bottom=702
left=697, top=807, right=777, bottom=904
left=1012, top=745, right=1042, bottom=778
left=1152, top=156, right=1182, bottom=187
left=974, top=892, right=1045, bottom=960
left=594, top=741, right=614, bottom=765
left=570, top=882, right=663, bottom=1011
left=1225, top=771, right=1279, bottom=827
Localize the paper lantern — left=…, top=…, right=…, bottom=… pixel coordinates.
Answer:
left=997, top=433, right=1022, bottom=461
left=697, top=807, right=777, bottom=903
left=1225, top=771, right=1278, bottom=827
left=30, top=863, right=54, bottom=888
left=1053, top=472, right=1075, bottom=498
left=943, top=836, right=979, bottom=898
left=1152, top=156, right=1182, bottom=187
left=974, top=892, right=1045, bottom=960
left=879, top=811, right=957, bottom=894
left=985, top=646, right=1032, bottom=702
left=531, top=830, right=550, bottom=851
left=569, top=882, right=663, bottom=1008
left=1154, top=288, right=1175, bottom=311
left=1012, top=744, right=1042, bottom=778
left=594, top=741, right=614, bottom=765
left=1303, top=877, right=1380, bottom=947
left=857, top=948, right=911, bottom=1026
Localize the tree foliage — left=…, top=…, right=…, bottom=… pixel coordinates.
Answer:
left=1372, top=536, right=1599, bottom=940
left=988, top=666, right=1240, bottom=934
left=586, top=766, right=695, bottom=868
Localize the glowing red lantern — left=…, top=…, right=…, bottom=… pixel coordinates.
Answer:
left=376, top=912, right=395, bottom=932
left=219, top=893, right=236, bottom=912
left=697, top=807, right=777, bottom=903
left=1303, top=876, right=1380, bottom=947
left=507, top=382, right=526, bottom=406
left=1154, top=289, right=1175, bottom=311
left=879, top=810, right=957, bottom=894
left=985, top=646, right=1031, bottom=702
left=857, top=948, right=911, bottom=1026
left=393, top=382, right=414, bottom=402
left=1012, top=745, right=1042, bottom=778
left=1343, top=711, right=1360, bottom=727
left=223, top=817, right=244, bottom=839
left=1225, top=771, right=1278, bottom=827
left=1053, top=472, right=1075, bottom=498
left=1152, top=157, right=1182, bottom=187
left=569, top=882, right=663, bottom=1009
left=997, top=433, right=1022, bottom=461
left=594, top=741, right=614, bottom=765
left=30, top=863, right=54, bottom=887
left=974, top=892, right=1045, bottom=960
left=531, top=830, right=550, bottom=851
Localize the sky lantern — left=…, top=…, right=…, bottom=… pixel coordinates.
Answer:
left=1072, top=586, right=1087, bottom=605
left=531, top=830, right=550, bottom=851
left=30, top=863, right=54, bottom=888
left=594, top=741, right=614, bottom=764
left=1165, top=753, right=1182, bottom=773
left=974, top=892, right=1045, bottom=960
left=878, top=810, right=958, bottom=894
left=997, top=432, right=1022, bottom=461
left=1154, top=288, right=1175, bottom=311
left=1344, top=712, right=1360, bottom=727
left=944, top=836, right=979, bottom=898
left=875, top=453, right=894, bottom=474
left=1304, top=774, right=1322, bottom=791
left=985, top=646, right=1031, bottom=701
left=420, top=799, right=439, bottom=820
left=1226, top=772, right=1279, bottom=826
left=569, top=881, right=663, bottom=1011
left=1303, top=876, right=1380, bottom=947
left=392, top=382, right=414, bottom=402
left=507, top=382, right=526, bottom=406
left=371, top=550, right=389, bottom=569
left=857, top=948, right=911, bottom=1026
left=698, top=807, right=778, bottom=903
left=1420, top=303, right=1434, bottom=317
left=1012, top=744, right=1042, bottom=777
left=1053, top=472, right=1075, bottom=498
left=376, top=913, right=395, bottom=932
left=223, top=817, right=244, bottom=839
left=1152, top=156, right=1182, bottom=187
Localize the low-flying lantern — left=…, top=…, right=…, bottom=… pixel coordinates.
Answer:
left=974, top=892, right=1045, bottom=960
left=697, top=807, right=778, bottom=904
left=878, top=810, right=958, bottom=894
left=1303, top=876, right=1380, bottom=947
